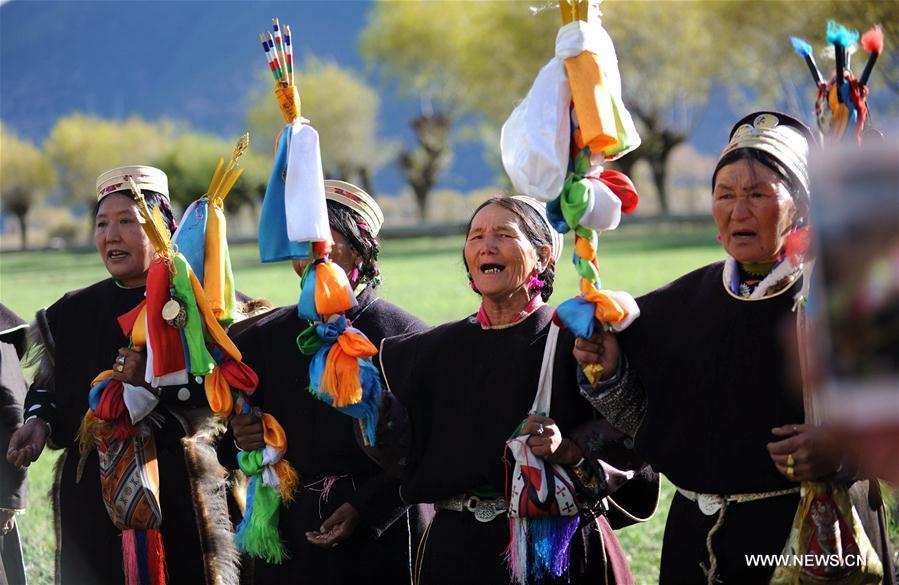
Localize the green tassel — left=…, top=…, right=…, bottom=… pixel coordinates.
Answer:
left=172, top=254, right=216, bottom=375
left=241, top=478, right=287, bottom=564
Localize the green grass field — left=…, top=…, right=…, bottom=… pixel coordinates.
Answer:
left=0, top=224, right=743, bottom=583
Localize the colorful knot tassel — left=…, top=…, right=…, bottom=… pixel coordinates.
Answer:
left=234, top=411, right=298, bottom=564
left=121, top=528, right=166, bottom=585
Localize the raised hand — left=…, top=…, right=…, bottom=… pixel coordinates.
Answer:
left=573, top=329, right=620, bottom=382
left=231, top=413, right=266, bottom=451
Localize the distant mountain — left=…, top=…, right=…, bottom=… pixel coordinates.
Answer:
left=0, top=0, right=740, bottom=196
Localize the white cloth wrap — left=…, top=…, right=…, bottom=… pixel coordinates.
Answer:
left=501, top=20, right=639, bottom=202
left=604, top=290, right=640, bottom=332
left=261, top=445, right=284, bottom=490
left=581, top=163, right=622, bottom=231
left=123, top=383, right=159, bottom=424
left=284, top=122, right=330, bottom=243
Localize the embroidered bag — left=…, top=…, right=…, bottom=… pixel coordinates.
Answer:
left=504, top=323, right=582, bottom=584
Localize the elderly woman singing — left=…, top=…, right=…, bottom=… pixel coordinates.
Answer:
left=575, top=111, right=895, bottom=584
left=363, top=195, right=658, bottom=585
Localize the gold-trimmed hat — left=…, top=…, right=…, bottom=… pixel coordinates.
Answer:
left=324, top=180, right=384, bottom=237
left=511, top=195, right=564, bottom=264
left=717, top=111, right=815, bottom=198
left=96, top=165, right=169, bottom=202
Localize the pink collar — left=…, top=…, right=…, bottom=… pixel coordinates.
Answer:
left=476, top=295, right=544, bottom=330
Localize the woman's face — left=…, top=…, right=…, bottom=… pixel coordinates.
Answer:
left=94, top=193, right=156, bottom=287
left=291, top=228, right=362, bottom=280
left=712, top=159, right=797, bottom=264
left=464, top=203, right=548, bottom=303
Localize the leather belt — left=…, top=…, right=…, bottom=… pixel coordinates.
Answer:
left=434, top=494, right=507, bottom=523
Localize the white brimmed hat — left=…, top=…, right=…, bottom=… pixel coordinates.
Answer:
left=96, top=165, right=169, bottom=202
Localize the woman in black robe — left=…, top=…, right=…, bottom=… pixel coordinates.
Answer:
left=0, top=304, right=28, bottom=585
left=575, top=111, right=895, bottom=584
left=6, top=167, right=238, bottom=585
left=363, top=196, right=658, bottom=585
left=225, top=181, right=428, bottom=584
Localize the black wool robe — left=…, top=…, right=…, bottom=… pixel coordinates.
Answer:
left=376, top=305, right=658, bottom=585
left=0, top=304, right=28, bottom=585
left=223, top=286, right=428, bottom=584
left=23, top=279, right=237, bottom=585
left=621, top=261, right=808, bottom=583
left=620, top=260, right=895, bottom=584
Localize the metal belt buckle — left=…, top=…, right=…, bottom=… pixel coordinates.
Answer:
left=697, top=493, right=723, bottom=516
left=465, top=496, right=498, bottom=523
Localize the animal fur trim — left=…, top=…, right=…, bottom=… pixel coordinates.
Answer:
left=166, top=405, right=241, bottom=585
left=23, top=309, right=55, bottom=391
left=52, top=450, right=67, bottom=585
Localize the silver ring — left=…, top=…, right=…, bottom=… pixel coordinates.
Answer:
left=535, top=423, right=545, bottom=436
left=116, top=356, right=126, bottom=365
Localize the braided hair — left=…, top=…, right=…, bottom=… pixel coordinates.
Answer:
left=326, top=200, right=381, bottom=288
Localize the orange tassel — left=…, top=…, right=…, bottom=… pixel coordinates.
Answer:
left=321, top=344, right=362, bottom=407
left=314, top=262, right=356, bottom=316
left=274, top=459, right=299, bottom=504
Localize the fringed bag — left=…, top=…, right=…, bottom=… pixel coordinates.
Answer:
left=770, top=272, right=883, bottom=585
left=504, top=324, right=582, bottom=584
left=92, top=418, right=167, bottom=585
left=769, top=481, right=883, bottom=585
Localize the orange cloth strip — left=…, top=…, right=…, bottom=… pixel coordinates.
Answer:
left=261, top=413, right=287, bottom=451
left=188, top=269, right=242, bottom=361
left=564, top=52, right=618, bottom=152
left=205, top=366, right=234, bottom=418
left=204, top=199, right=228, bottom=321
left=131, top=306, right=147, bottom=351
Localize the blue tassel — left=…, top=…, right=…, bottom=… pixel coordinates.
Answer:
left=556, top=297, right=596, bottom=339
left=527, top=516, right=580, bottom=581
left=338, top=359, right=381, bottom=445
left=790, top=36, right=813, bottom=58
left=135, top=529, right=149, bottom=585
left=826, top=20, right=859, bottom=47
